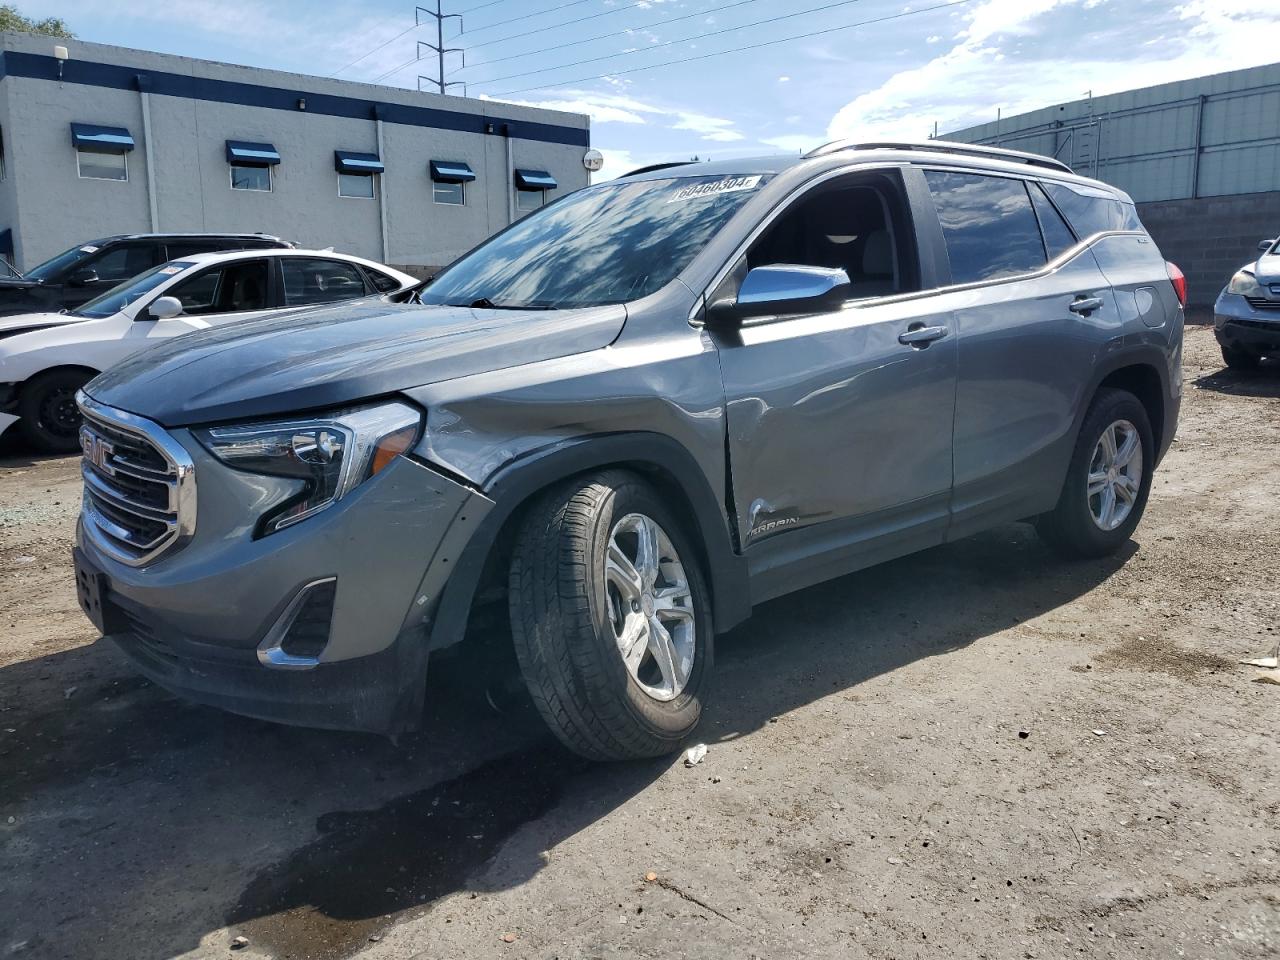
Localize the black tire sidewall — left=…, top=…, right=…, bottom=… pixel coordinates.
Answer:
left=1058, top=392, right=1154, bottom=553
left=579, top=479, right=713, bottom=742
left=18, top=370, right=92, bottom=453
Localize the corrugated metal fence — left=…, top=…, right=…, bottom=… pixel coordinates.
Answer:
left=946, top=63, right=1280, bottom=203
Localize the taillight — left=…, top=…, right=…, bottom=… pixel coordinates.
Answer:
left=1166, top=261, right=1187, bottom=307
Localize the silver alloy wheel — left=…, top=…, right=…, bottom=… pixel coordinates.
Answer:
left=1088, top=419, right=1143, bottom=532
left=603, top=512, right=696, bottom=702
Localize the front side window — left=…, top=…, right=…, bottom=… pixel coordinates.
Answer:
left=422, top=174, right=769, bottom=310
left=168, top=260, right=270, bottom=314
left=741, top=173, right=918, bottom=300
left=281, top=258, right=368, bottom=307
left=339, top=172, right=376, bottom=199
left=433, top=180, right=464, bottom=205
left=72, top=261, right=198, bottom=318
left=86, top=243, right=160, bottom=285
left=77, top=150, right=128, bottom=182
left=925, top=171, right=1047, bottom=285
left=231, top=164, right=271, bottom=192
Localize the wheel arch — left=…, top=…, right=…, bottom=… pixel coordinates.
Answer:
left=424, top=432, right=751, bottom=653
left=1090, top=356, right=1168, bottom=458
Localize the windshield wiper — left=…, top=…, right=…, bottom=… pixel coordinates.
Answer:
left=445, top=296, right=554, bottom=310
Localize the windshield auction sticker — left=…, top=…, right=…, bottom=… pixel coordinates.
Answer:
left=669, top=175, right=762, bottom=203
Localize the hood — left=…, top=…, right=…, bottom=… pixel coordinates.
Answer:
left=1252, top=250, right=1280, bottom=287
left=85, top=299, right=627, bottom=426
left=0, top=311, right=85, bottom=337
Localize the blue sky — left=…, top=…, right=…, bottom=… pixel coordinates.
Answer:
left=16, top=0, right=1279, bottom=178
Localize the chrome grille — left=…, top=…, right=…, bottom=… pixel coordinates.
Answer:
left=1245, top=297, right=1280, bottom=312
left=77, top=392, right=197, bottom=567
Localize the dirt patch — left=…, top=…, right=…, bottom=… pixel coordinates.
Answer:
left=1097, top=632, right=1238, bottom=681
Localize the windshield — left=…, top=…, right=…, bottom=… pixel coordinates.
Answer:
left=421, top=174, right=770, bottom=309
left=73, top=262, right=194, bottom=319
left=24, top=243, right=104, bottom=283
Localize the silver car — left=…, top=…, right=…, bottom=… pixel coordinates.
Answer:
left=72, top=140, right=1185, bottom=761
left=1213, top=237, right=1280, bottom=368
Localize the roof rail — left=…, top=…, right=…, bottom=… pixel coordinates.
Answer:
left=803, top=138, right=1073, bottom=174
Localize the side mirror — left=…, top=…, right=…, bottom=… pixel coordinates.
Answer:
left=1259, top=239, right=1276, bottom=253
left=68, top=268, right=99, bottom=287
left=145, top=296, right=184, bottom=320
left=706, top=264, right=851, bottom=325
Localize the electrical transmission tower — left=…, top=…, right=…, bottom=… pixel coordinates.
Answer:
left=415, top=3, right=466, bottom=95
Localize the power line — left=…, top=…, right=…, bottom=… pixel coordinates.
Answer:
left=464, top=0, right=677, bottom=51
left=461, top=0, right=600, bottom=38
left=456, top=0, right=766, bottom=73
left=471, top=0, right=872, bottom=87
left=455, top=0, right=513, bottom=13
left=489, top=0, right=977, bottom=97
left=331, top=21, right=423, bottom=76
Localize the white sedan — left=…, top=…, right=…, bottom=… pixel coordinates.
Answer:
left=0, top=249, right=418, bottom=451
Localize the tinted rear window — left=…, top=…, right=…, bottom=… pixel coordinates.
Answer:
left=925, top=171, right=1047, bottom=284
left=1041, top=182, right=1143, bottom=238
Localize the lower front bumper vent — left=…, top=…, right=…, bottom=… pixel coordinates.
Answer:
left=257, top=578, right=336, bottom=670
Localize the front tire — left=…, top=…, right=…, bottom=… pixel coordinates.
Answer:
left=508, top=471, right=713, bottom=761
left=17, top=369, right=93, bottom=453
left=1036, top=388, right=1154, bottom=559
left=1220, top=343, right=1261, bottom=370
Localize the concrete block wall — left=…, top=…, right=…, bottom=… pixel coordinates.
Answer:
left=1137, top=191, right=1280, bottom=307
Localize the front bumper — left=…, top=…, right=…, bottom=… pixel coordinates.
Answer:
left=1214, top=291, right=1280, bottom=355
left=78, top=431, right=492, bottom=734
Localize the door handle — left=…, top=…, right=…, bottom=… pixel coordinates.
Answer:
left=898, top=324, right=949, bottom=347
left=1069, top=295, right=1104, bottom=316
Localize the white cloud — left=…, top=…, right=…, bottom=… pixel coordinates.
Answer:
left=778, top=75, right=791, bottom=83
left=759, top=134, right=822, bottom=154
left=827, top=0, right=1280, bottom=142
left=485, top=89, right=744, bottom=143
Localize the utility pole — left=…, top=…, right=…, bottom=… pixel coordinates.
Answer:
left=415, top=3, right=465, bottom=95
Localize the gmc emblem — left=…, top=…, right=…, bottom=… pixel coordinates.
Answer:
left=80, top=429, right=115, bottom=475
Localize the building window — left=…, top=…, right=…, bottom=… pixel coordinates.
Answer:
left=226, top=140, right=280, bottom=194
left=231, top=164, right=271, bottom=192
left=433, top=180, right=464, bottom=205
left=335, top=151, right=383, bottom=200
left=339, top=172, right=375, bottom=199
left=513, top=168, right=557, bottom=214
left=0, top=127, right=6, bottom=181
left=430, top=160, right=475, bottom=207
left=70, top=122, right=135, bottom=182
left=78, top=150, right=128, bottom=182
left=516, top=189, right=544, bottom=211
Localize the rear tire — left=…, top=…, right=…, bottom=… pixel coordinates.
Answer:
left=1220, top=343, right=1261, bottom=370
left=17, top=369, right=93, bottom=453
left=508, top=470, right=713, bottom=761
left=1036, top=388, right=1154, bottom=559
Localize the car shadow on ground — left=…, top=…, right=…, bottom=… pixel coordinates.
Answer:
left=0, top=523, right=1132, bottom=960
left=1193, top=359, right=1280, bottom=398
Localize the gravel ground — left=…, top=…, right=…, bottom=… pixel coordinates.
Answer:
left=1, top=324, right=1277, bottom=960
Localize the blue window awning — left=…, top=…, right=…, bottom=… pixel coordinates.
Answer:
left=225, top=140, right=281, bottom=166
left=430, top=160, right=476, bottom=184
left=514, top=168, right=557, bottom=191
left=70, top=123, right=135, bottom=154
left=335, top=151, right=384, bottom=175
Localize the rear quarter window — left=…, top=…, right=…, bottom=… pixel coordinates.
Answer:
left=1041, top=182, right=1144, bottom=238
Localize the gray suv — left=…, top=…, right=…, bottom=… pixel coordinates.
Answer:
left=72, top=141, right=1184, bottom=761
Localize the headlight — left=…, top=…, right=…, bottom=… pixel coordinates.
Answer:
left=195, top=401, right=421, bottom=536
left=1227, top=270, right=1264, bottom=297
